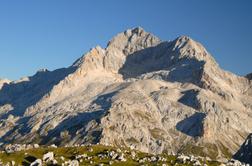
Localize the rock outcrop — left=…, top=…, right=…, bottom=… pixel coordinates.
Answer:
left=0, top=27, right=251, bottom=161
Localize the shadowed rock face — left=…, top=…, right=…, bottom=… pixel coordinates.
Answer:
left=0, top=27, right=251, bottom=161
left=0, top=67, right=76, bottom=118
left=233, top=134, right=252, bottom=164
left=176, top=112, right=206, bottom=137
left=246, top=73, right=252, bottom=80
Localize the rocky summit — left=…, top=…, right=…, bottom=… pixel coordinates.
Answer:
left=0, top=27, right=252, bottom=163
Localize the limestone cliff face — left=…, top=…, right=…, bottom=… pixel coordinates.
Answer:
left=0, top=27, right=251, bottom=161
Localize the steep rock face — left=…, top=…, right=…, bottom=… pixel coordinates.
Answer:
left=0, top=27, right=251, bottom=161
left=104, top=27, right=161, bottom=73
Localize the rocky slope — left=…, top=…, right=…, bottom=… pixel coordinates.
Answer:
left=0, top=27, right=251, bottom=162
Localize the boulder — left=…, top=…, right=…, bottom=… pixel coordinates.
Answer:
left=30, top=159, right=42, bottom=166
left=43, top=152, right=54, bottom=162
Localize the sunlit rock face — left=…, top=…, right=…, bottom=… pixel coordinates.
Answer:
left=0, top=27, right=251, bottom=161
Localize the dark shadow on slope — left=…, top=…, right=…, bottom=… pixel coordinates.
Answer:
left=164, top=59, right=205, bottom=84
left=0, top=66, right=77, bottom=119
left=119, top=41, right=205, bottom=84
left=119, top=41, right=175, bottom=79
left=176, top=112, right=206, bottom=137
left=40, top=91, right=117, bottom=145
left=22, top=156, right=37, bottom=166
left=0, top=67, right=77, bottom=144
left=233, top=133, right=252, bottom=164
left=0, top=116, right=32, bottom=143
left=178, top=89, right=200, bottom=109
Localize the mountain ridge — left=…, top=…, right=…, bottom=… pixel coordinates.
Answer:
left=0, top=27, right=252, bottom=162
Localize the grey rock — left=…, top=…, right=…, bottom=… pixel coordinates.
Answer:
left=4, top=144, right=23, bottom=153
left=30, top=159, right=42, bottom=166
left=69, top=160, right=79, bottom=166
left=11, top=161, right=15, bottom=166
left=118, top=153, right=126, bottom=161
left=43, top=152, right=54, bottom=162
left=194, top=161, right=201, bottom=166
left=33, top=144, right=39, bottom=148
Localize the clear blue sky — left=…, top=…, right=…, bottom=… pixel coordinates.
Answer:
left=0, top=0, right=251, bottom=80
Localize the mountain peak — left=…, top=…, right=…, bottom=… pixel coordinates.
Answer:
left=71, top=28, right=219, bottom=82
left=72, top=45, right=105, bottom=68
left=37, top=68, right=49, bottom=73
left=35, top=68, right=49, bottom=76
left=176, top=35, right=191, bottom=41
left=126, top=26, right=145, bottom=35
left=172, top=35, right=217, bottom=64
left=0, top=27, right=252, bottom=161
left=106, top=27, right=161, bottom=55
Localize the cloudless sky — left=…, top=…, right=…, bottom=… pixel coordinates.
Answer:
left=0, top=0, right=251, bottom=80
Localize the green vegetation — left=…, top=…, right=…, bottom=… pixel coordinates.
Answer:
left=0, top=145, right=221, bottom=166
left=179, top=142, right=232, bottom=162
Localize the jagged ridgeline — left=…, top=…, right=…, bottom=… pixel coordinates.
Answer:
left=0, top=27, right=252, bottom=162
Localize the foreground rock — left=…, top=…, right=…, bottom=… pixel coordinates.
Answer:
left=0, top=145, right=222, bottom=165
left=30, top=159, right=42, bottom=166
left=42, top=152, right=54, bottom=162
left=0, top=145, right=251, bottom=166
left=4, top=144, right=40, bottom=153
left=0, top=27, right=251, bottom=162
